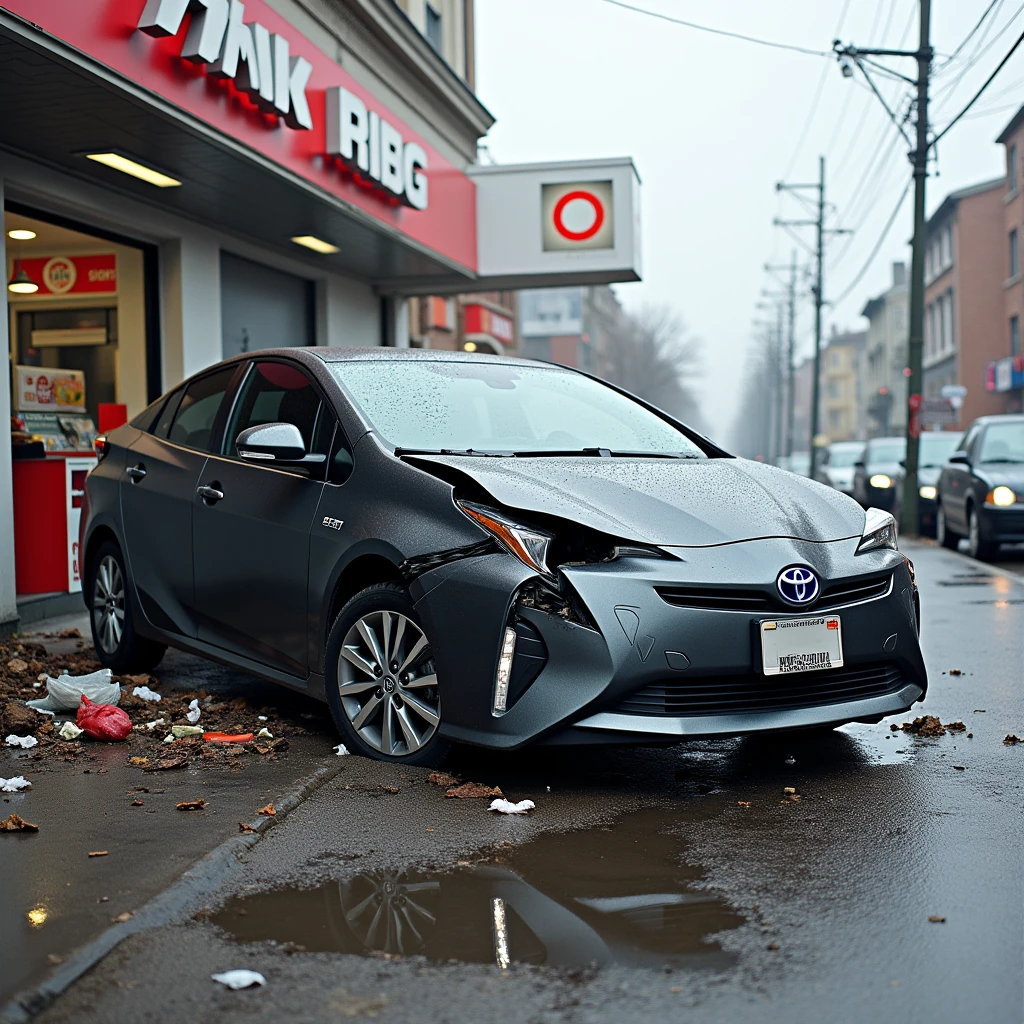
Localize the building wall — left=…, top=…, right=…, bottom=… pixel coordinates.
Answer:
left=1001, top=125, right=1024, bottom=413
left=0, top=179, right=16, bottom=625
left=822, top=331, right=865, bottom=442
left=862, top=264, right=907, bottom=438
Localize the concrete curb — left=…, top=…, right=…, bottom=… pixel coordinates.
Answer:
left=0, top=759, right=348, bottom=1024
left=906, top=537, right=1024, bottom=587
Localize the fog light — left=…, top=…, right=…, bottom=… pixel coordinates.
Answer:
left=988, top=486, right=1017, bottom=507
left=919, top=485, right=937, bottom=500
left=493, top=626, right=516, bottom=715
left=869, top=473, right=892, bottom=489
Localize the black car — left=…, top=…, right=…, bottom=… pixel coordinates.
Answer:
left=852, top=436, right=905, bottom=513
left=936, top=414, right=1024, bottom=560
left=915, top=430, right=963, bottom=536
left=80, top=349, right=926, bottom=765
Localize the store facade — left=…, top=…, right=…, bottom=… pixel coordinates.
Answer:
left=1, top=0, right=641, bottom=628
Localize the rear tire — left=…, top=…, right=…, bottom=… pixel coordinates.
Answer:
left=88, top=540, right=166, bottom=673
left=936, top=505, right=959, bottom=550
left=325, top=582, right=450, bottom=766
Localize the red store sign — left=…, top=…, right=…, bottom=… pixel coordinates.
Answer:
left=464, top=303, right=514, bottom=346
left=16, top=254, right=117, bottom=295
left=0, top=0, right=476, bottom=272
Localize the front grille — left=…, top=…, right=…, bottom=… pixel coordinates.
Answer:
left=614, top=662, right=905, bottom=717
left=655, top=573, right=891, bottom=613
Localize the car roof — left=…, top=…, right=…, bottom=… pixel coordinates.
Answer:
left=312, top=347, right=548, bottom=368
left=969, top=414, right=1024, bottom=424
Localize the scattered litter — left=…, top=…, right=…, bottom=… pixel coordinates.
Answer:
left=77, top=696, right=132, bottom=742
left=784, top=756, right=796, bottom=765
left=5, top=734, right=38, bottom=749
left=131, top=685, right=162, bottom=703
left=0, top=777, right=31, bottom=793
left=27, top=669, right=119, bottom=713
left=0, top=813, right=38, bottom=832
left=446, top=781, right=504, bottom=800
left=428, top=771, right=459, bottom=787
left=7, top=658, right=28, bottom=674
left=176, top=799, right=206, bottom=811
left=88, top=850, right=109, bottom=858
left=783, top=787, right=797, bottom=795
left=256, top=803, right=276, bottom=816
left=928, top=915, right=946, bottom=923
left=162, top=734, right=175, bottom=744
left=143, top=754, right=187, bottom=772
left=239, top=823, right=258, bottom=834
left=256, top=727, right=273, bottom=739
left=144, top=719, right=166, bottom=731
left=113, top=911, right=133, bottom=923
left=901, top=716, right=946, bottom=737
left=952, top=765, right=966, bottom=771
left=766, top=942, right=780, bottom=950
left=333, top=743, right=350, bottom=756
left=1004, top=734, right=1021, bottom=746
left=211, top=970, right=266, bottom=990
left=203, top=732, right=253, bottom=744
left=257, top=715, right=268, bottom=722
left=131, top=799, right=144, bottom=806
left=171, top=725, right=203, bottom=739
left=948, top=669, right=962, bottom=676
left=489, top=798, right=535, bottom=815
left=186, top=699, right=201, bottom=725
left=128, top=756, right=151, bottom=767
left=737, top=801, right=750, bottom=807
left=58, top=721, right=83, bottom=741
left=946, top=721, right=966, bottom=732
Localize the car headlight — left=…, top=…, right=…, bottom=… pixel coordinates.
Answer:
left=856, top=507, right=898, bottom=555
left=869, top=473, right=892, bottom=489
left=458, top=501, right=554, bottom=577
left=986, top=486, right=1017, bottom=507
left=919, top=485, right=937, bottom=500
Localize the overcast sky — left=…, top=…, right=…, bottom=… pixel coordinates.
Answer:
left=475, top=0, right=1024, bottom=439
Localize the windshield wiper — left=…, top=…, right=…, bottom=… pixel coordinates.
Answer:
left=980, top=456, right=1024, bottom=464
left=393, top=447, right=512, bottom=457
left=512, top=448, right=699, bottom=459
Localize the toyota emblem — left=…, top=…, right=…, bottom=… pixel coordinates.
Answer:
left=776, top=566, right=820, bottom=605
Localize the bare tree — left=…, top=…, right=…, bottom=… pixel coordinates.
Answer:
left=599, top=304, right=704, bottom=427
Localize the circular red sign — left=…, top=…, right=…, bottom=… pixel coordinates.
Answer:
left=552, top=190, right=605, bottom=241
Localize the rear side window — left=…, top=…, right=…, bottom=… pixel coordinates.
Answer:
left=153, top=388, right=184, bottom=439
left=168, top=368, right=236, bottom=453
left=225, top=361, right=321, bottom=456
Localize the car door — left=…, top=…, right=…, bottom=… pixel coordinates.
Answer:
left=191, top=359, right=329, bottom=676
left=119, top=367, right=239, bottom=638
left=945, top=423, right=981, bottom=530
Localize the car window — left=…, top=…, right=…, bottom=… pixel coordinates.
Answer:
left=226, top=361, right=320, bottom=457
left=868, top=439, right=905, bottom=464
left=918, top=432, right=962, bottom=467
left=978, top=421, right=1024, bottom=464
left=167, top=369, right=236, bottom=452
left=153, top=388, right=184, bottom=440
left=311, top=409, right=354, bottom=486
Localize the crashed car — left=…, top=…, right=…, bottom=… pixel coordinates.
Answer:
left=80, top=349, right=927, bottom=765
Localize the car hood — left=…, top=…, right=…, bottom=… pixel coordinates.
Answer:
left=975, top=464, right=1024, bottom=489
left=409, top=455, right=866, bottom=546
left=918, top=465, right=942, bottom=486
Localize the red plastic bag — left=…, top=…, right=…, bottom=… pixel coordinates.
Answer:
left=77, top=695, right=132, bottom=742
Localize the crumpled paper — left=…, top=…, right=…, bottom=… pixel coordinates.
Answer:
left=333, top=743, right=350, bottom=756
left=58, top=721, right=84, bottom=741
left=211, top=970, right=266, bottom=990
left=489, top=798, right=535, bottom=815
left=5, top=735, right=38, bottom=749
left=26, top=669, right=119, bottom=713
left=144, top=719, right=166, bottom=731
left=186, top=699, right=201, bottom=724
left=256, top=727, right=273, bottom=739
left=132, top=685, right=162, bottom=703
left=171, top=725, right=203, bottom=738
left=0, top=776, right=31, bottom=792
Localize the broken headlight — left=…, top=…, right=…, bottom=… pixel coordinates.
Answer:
left=457, top=501, right=554, bottom=578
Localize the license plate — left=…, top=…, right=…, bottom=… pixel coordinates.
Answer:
left=760, top=615, right=844, bottom=676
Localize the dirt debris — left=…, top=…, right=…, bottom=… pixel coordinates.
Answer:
left=428, top=771, right=460, bottom=787
left=256, top=803, right=276, bottom=817
left=1004, top=734, right=1021, bottom=746
left=175, top=799, right=207, bottom=811
left=901, top=716, right=947, bottom=737
left=0, top=813, right=39, bottom=832
left=446, top=781, right=504, bottom=799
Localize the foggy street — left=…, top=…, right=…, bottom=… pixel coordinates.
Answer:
left=2, top=539, right=1020, bottom=1024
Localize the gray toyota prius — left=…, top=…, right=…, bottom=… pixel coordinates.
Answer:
left=80, top=349, right=926, bottom=764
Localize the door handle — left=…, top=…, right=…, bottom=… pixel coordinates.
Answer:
left=196, top=484, right=225, bottom=503
left=126, top=464, right=147, bottom=482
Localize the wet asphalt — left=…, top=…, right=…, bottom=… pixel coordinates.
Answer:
left=3, top=540, right=1022, bottom=1024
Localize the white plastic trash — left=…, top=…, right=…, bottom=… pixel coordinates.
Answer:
left=211, top=970, right=266, bottom=990
left=58, top=721, right=84, bottom=741
left=186, top=699, right=201, bottom=724
left=26, top=669, right=119, bottom=713
left=256, top=728, right=273, bottom=739
left=5, top=735, right=38, bottom=749
left=0, top=776, right=31, bottom=792
left=489, top=798, right=535, bottom=815
left=132, top=685, right=162, bottom=703
left=333, top=744, right=350, bottom=756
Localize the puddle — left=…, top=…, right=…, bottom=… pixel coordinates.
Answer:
left=837, top=722, right=913, bottom=765
left=211, top=809, right=744, bottom=970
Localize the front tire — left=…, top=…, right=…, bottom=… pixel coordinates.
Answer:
left=967, top=505, right=996, bottom=561
left=325, top=583, right=450, bottom=766
left=936, top=505, right=959, bottom=550
left=88, top=540, right=166, bottom=673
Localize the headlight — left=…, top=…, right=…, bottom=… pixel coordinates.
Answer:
left=869, top=473, right=892, bottom=489
left=986, top=486, right=1017, bottom=507
left=856, top=507, right=898, bottom=555
left=919, top=485, right=937, bottom=500
left=458, top=501, right=554, bottom=577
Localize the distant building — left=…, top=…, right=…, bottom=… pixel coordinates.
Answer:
left=861, top=262, right=908, bottom=438
left=994, top=109, right=1024, bottom=413
left=410, top=291, right=518, bottom=354
left=822, top=327, right=867, bottom=441
left=790, top=355, right=817, bottom=455
left=923, top=178, right=1005, bottom=427
left=518, top=285, right=622, bottom=370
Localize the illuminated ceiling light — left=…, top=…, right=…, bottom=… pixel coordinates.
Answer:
left=8, top=260, right=39, bottom=294
left=290, top=235, right=340, bottom=254
left=7, top=229, right=36, bottom=240
left=85, top=153, right=181, bottom=188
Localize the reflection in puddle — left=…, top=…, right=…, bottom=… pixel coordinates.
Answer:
left=212, top=809, right=743, bottom=970
left=837, top=722, right=913, bottom=765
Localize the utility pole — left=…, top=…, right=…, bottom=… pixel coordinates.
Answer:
left=774, top=301, right=786, bottom=462
left=834, top=2, right=932, bottom=536
left=764, top=251, right=799, bottom=456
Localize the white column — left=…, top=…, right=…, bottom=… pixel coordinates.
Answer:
left=389, top=295, right=410, bottom=348
left=0, top=178, right=18, bottom=627
left=160, top=234, right=223, bottom=386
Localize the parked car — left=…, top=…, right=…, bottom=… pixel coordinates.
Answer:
left=915, top=430, right=963, bottom=536
left=785, top=451, right=812, bottom=477
left=821, top=441, right=865, bottom=497
left=936, top=414, right=1024, bottom=560
left=81, top=349, right=926, bottom=764
left=853, top=437, right=906, bottom=513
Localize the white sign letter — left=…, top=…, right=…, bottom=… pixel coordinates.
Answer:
left=284, top=56, right=313, bottom=131
left=327, top=88, right=369, bottom=172
left=208, top=0, right=259, bottom=93
left=403, top=143, right=428, bottom=210
left=379, top=119, right=404, bottom=196
left=138, top=0, right=228, bottom=65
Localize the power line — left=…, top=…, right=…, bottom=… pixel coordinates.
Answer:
left=936, top=0, right=1003, bottom=70
left=595, top=0, right=831, bottom=57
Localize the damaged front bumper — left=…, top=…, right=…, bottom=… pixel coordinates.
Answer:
left=411, top=538, right=926, bottom=750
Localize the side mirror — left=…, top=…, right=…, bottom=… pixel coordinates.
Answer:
left=236, top=422, right=326, bottom=466
left=854, top=461, right=865, bottom=469
left=948, top=451, right=971, bottom=466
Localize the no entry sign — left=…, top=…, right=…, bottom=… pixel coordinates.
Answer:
left=542, top=181, right=614, bottom=251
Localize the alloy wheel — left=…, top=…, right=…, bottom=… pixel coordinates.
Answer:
left=337, top=611, right=440, bottom=757
left=969, top=507, right=980, bottom=558
left=336, top=871, right=441, bottom=955
left=92, top=554, right=125, bottom=655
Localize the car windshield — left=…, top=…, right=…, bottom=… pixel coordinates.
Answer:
left=868, top=439, right=905, bottom=464
left=828, top=446, right=863, bottom=468
left=787, top=452, right=811, bottom=475
left=918, top=431, right=962, bottom=467
left=978, top=421, right=1024, bottom=463
left=330, top=360, right=707, bottom=457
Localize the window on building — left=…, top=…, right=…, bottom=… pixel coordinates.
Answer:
left=1012, top=315, right=1021, bottom=357
left=1011, top=144, right=1019, bottom=193
left=941, top=225, right=952, bottom=268
left=425, top=3, right=442, bottom=52
left=1011, top=228, right=1019, bottom=278
left=942, top=291, right=954, bottom=356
